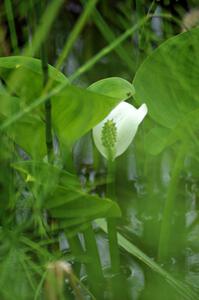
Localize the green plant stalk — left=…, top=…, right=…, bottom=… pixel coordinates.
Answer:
left=1, top=133, right=15, bottom=215
left=106, top=160, right=120, bottom=276
left=137, top=0, right=156, bottom=54
left=84, top=5, right=135, bottom=72
left=39, top=1, right=54, bottom=162
left=8, top=139, right=15, bottom=211
left=56, top=0, right=98, bottom=71
left=4, top=0, right=18, bottom=53
left=66, top=219, right=104, bottom=297
left=41, top=50, right=54, bottom=162
left=158, top=144, right=187, bottom=262
left=69, top=16, right=149, bottom=82
left=107, top=218, right=120, bottom=272
left=83, top=224, right=104, bottom=297
left=96, top=219, right=198, bottom=300
left=93, top=9, right=133, bottom=64
left=29, top=0, right=37, bottom=30
left=69, top=12, right=182, bottom=81
left=135, top=0, right=145, bottom=49
left=34, top=271, right=47, bottom=300
left=43, top=0, right=98, bottom=93
left=67, top=234, right=83, bottom=276
left=56, top=0, right=104, bottom=290
left=23, top=0, right=64, bottom=56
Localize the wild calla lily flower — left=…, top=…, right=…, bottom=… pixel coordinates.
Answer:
left=92, top=102, right=148, bottom=160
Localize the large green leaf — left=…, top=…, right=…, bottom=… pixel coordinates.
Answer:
left=0, top=56, right=67, bottom=103
left=13, top=161, right=121, bottom=229
left=0, top=56, right=66, bottom=82
left=11, top=115, right=46, bottom=158
left=0, top=88, right=46, bottom=158
left=0, top=57, right=134, bottom=152
left=0, top=56, right=66, bottom=157
left=133, top=27, right=199, bottom=153
left=144, top=107, right=199, bottom=155
left=0, top=86, right=19, bottom=117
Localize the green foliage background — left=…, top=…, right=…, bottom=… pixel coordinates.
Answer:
left=1, top=0, right=199, bottom=300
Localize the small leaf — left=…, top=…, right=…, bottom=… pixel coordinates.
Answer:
left=88, top=77, right=135, bottom=99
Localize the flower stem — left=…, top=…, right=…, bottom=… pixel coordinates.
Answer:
left=106, top=159, right=121, bottom=298
left=107, top=218, right=120, bottom=275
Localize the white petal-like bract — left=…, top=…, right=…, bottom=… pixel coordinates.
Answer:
left=92, top=102, right=148, bottom=159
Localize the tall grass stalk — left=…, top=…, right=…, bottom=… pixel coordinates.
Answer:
left=40, top=7, right=54, bottom=162
left=84, top=6, right=135, bottom=72
left=56, top=0, right=98, bottom=71
left=43, top=0, right=98, bottom=94
left=67, top=234, right=83, bottom=276
left=4, top=0, right=18, bottom=53
left=56, top=2, right=105, bottom=292
left=83, top=224, right=104, bottom=297
left=39, top=4, right=84, bottom=292
left=69, top=12, right=182, bottom=81
left=158, top=143, right=187, bottom=262
left=23, top=0, right=64, bottom=57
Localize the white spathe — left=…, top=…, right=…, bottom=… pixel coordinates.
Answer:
left=92, top=102, right=148, bottom=159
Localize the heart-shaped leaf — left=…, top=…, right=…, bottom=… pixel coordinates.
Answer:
left=134, top=27, right=199, bottom=153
